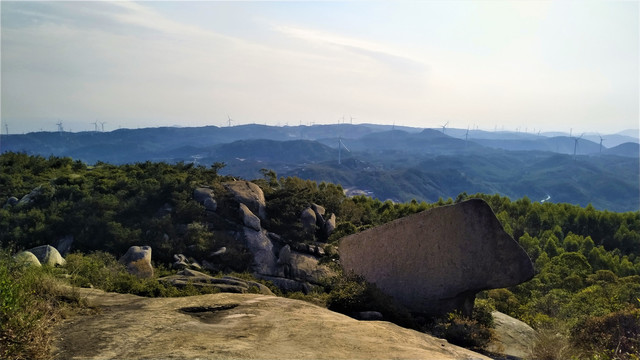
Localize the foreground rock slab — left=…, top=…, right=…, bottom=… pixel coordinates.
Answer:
left=339, top=199, right=534, bottom=316
left=52, top=288, right=490, bottom=360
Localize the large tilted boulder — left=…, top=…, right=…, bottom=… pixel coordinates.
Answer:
left=224, top=181, right=266, bottom=220
left=27, top=245, right=66, bottom=267
left=243, top=228, right=278, bottom=276
left=339, top=199, right=534, bottom=316
left=119, top=246, right=154, bottom=278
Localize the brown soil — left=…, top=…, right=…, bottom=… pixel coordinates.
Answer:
left=52, top=287, right=491, bottom=359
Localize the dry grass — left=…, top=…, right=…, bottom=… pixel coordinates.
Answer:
left=0, top=255, right=87, bottom=360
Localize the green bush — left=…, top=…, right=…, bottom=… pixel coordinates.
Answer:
left=571, top=307, right=640, bottom=359
left=431, top=300, right=496, bottom=350
left=324, top=272, right=415, bottom=328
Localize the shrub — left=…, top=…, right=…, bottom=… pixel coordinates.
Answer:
left=571, top=308, right=640, bottom=359
left=324, top=272, right=415, bottom=328
left=529, top=326, right=576, bottom=360
left=431, top=299, right=496, bottom=350
left=0, top=251, right=84, bottom=360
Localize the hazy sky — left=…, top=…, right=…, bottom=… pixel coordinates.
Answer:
left=1, top=1, right=638, bottom=134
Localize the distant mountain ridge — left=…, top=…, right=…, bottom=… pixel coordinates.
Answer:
left=1, top=124, right=638, bottom=212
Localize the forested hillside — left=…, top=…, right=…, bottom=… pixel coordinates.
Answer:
left=1, top=152, right=639, bottom=359
left=2, top=124, right=638, bottom=212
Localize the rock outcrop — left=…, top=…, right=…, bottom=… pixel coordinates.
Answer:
left=27, top=245, right=66, bottom=267
left=487, top=311, right=536, bottom=359
left=159, top=269, right=274, bottom=295
left=119, top=246, right=154, bottom=278
left=339, top=199, right=534, bottom=316
left=193, top=187, right=217, bottom=212
left=224, top=181, right=266, bottom=220
left=52, top=289, right=492, bottom=360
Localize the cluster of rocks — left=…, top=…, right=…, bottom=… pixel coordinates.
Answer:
left=158, top=268, right=274, bottom=295
left=3, top=186, right=44, bottom=209
left=117, top=180, right=337, bottom=294
left=300, top=203, right=336, bottom=238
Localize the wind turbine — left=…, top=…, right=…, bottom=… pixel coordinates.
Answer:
left=91, top=121, right=98, bottom=132
left=100, top=122, right=107, bottom=132
left=350, top=115, right=355, bottom=125
left=227, top=114, right=233, bottom=127
left=56, top=121, right=64, bottom=133
left=465, top=126, right=470, bottom=147
left=338, top=136, right=350, bottom=165
left=598, top=134, right=605, bottom=154
left=4, top=123, right=8, bottom=135
left=572, top=133, right=584, bottom=160
left=440, top=121, right=449, bottom=134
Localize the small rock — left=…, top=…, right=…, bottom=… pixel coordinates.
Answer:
left=14, top=251, right=41, bottom=267
left=354, top=311, right=384, bottom=321
left=211, top=247, right=227, bottom=256
left=119, top=246, right=153, bottom=278
left=311, top=203, right=326, bottom=217
left=324, top=213, right=336, bottom=237
left=203, top=198, right=217, bottom=212
left=240, top=203, right=261, bottom=231
left=300, top=208, right=317, bottom=232
left=5, top=196, right=18, bottom=207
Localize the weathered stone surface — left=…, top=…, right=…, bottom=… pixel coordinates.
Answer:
left=54, top=235, right=74, bottom=256
left=239, top=203, right=261, bottom=231
left=324, top=213, right=336, bottom=236
left=159, top=269, right=274, bottom=295
left=28, top=245, right=66, bottom=267
left=224, top=181, right=267, bottom=220
left=18, top=186, right=43, bottom=205
left=203, top=198, right=217, bottom=212
left=339, top=199, right=534, bottom=316
left=243, top=228, right=277, bottom=276
left=119, top=246, right=154, bottom=278
left=300, top=207, right=317, bottom=232
left=277, top=245, right=292, bottom=265
left=288, top=252, right=335, bottom=284
left=487, top=311, right=536, bottom=359
left=14, top=251, right=41, bottom=267
left=5, top=196, right=19, bottom=207
left=52, top=289, right=492, bottom=360
left=311, top=203, right=326, bottom=217
left=193, top=188, right=217, bottom=212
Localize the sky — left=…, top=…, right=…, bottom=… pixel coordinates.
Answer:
left=1, top=1, right=638, bottom=135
